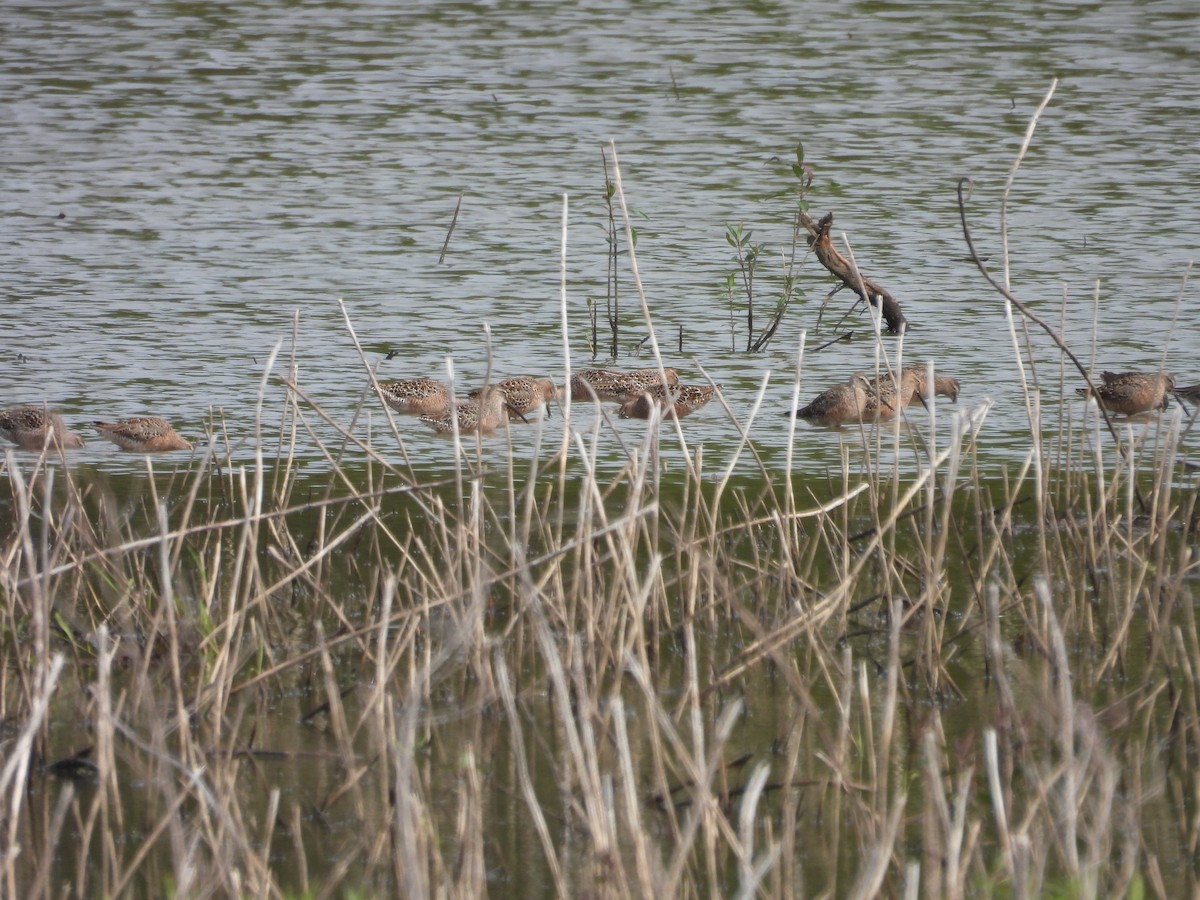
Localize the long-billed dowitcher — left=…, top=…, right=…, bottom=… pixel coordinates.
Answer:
left=864, top=367, right=925, bottom=422
left=618, top=383, right=719, bottom=419
left=469, top=376, right=559, bottom=419
left=1076, top=371, right=1174, bottom=415
left=570, top=367, right=679, bottom=402
left=375, top=378, right=451, bottom=416
left=0, top=405, right=85, bottom=450
left=899, top=366, right=960, bottom=405
left=930, top=375, right=960, bottom=404
left=92, top=417, right=193, bottom=452
left=793, top=374, right=872, bottom=426
left=419, top=387, right=510, bottom=435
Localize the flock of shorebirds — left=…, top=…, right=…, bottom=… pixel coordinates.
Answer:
left=0, top=365, right=1191, bottom=454
left=373, top=367, right=717, bottom=433
left=0, top=410, right=192, bottom=454
left=793, top=367, right=1192, bottom=425
left=793, top=365, right=959, bottom=426
left=0, top=368, right=716, bottom=453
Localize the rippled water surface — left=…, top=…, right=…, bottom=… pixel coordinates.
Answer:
left=5, top=0, right=1200, bottom=475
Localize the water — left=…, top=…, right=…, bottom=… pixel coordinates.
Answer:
left=5, top=0, right=1199, bottom=476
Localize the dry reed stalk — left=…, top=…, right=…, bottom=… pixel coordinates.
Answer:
left=735, top=762, right=776, bottom=897
left=783, top=331, right=808, bottom=523
left=606, top=141, right=697, bottom=477
left=450, top=745, right=485, bottom=896
left=313, top=622, right=364, bottom=815
left=494, top=650, right=567, bottom=894
left=25, top=781, right=74, bottom=899
left=847, top=793, right=906, bottom=900
left=391, top=700, right=432, bottom=899
left=0, top=654, right=64, bottom=897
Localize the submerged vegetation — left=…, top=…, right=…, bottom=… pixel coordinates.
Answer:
left=3, top=90, right=1199, bottom=898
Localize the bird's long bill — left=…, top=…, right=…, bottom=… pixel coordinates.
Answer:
left=506, top=402, right=529, bottom=424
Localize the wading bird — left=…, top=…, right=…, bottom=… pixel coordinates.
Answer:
left=618, top=383, right=719, bottom=419
left=0, top=405, right=85, bottom=450
left=92, top=417, right=193, bottom=452
left=570, top=367, right=679, bottom=403
left=1076, top=371, right=1174, bottom=416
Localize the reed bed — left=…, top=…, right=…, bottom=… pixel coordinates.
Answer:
left=0, top=333, right=1197, bottom=898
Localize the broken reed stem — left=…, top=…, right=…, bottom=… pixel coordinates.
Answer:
left=438, top=192, right=464, bottom=264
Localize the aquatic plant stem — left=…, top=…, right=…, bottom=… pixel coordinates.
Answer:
left=957, top=80, right=1132, bottom=470
left=605, top=140, right=695, bottom=471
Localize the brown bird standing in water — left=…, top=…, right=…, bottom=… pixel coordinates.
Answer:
left=570, top=367, right=679, bottom=402
left=420, top=387, right=512, bottom=435
left=898, top=365, right=961, bottom=406
left=469, top=376, right=558, bottom=419
left=793, top=374, right=872, bottom=426
left=1076, top=371, right=1174, bottom=415
left=863, top=367, right=925, bottom=423
left=618, top=383, right=719, bottom=419
left=92, top=417, right=193, bottom=452
left=0, top=405, right=85, bottom=450
left=375, top=378, right=451, bottom=416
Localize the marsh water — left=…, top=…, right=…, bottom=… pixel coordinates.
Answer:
left=5, top=0, right=1200, bottom=476
left=4, top=0, right=1200, bottom=895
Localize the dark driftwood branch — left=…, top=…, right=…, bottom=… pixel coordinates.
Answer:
left=800, top=210, right=906, bottom=333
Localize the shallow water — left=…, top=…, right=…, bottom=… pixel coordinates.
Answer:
left=3, top=0, right=1199, bottom=478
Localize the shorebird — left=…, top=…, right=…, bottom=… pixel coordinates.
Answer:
left=794, top=374, right=872, bottom=426
left=419, top=387, right=511, bottom=435
left=1076, top=371, right=1174, bottom=416
left=618, top=383, right=719, bottom=419
left=469, top=376, right=558, bottom=419
left=92, top=417, right=193, bottom=452
left=0, top=405, right=85, bottom=450
left=570, top=367, right=679, bottom=403
left=864, top=367, right=925, bottom=422
left=375, top=378, right=451, bottom=416
left=899, top=366, right=960, bottom=406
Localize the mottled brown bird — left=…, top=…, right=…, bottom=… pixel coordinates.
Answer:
left=618, top=383, right=718, bottom=419
left=375, top=378, right=451, bottom=416
left=899, top=366, right=961, bottom=405
left=864, top=367, right=925, bottom=422
left=0, top=405, right=85, bottom=450
left=420, top=388, right=511, bottom=435
left=1076, top=371, right=1174, bottom=415
left=794, top=374, right=872, bottom=426
left=92, top=417, right=193, bottom=452
left=570, top=367, right=679, bottom=402
left=469, top=376, right=558, bottom=419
